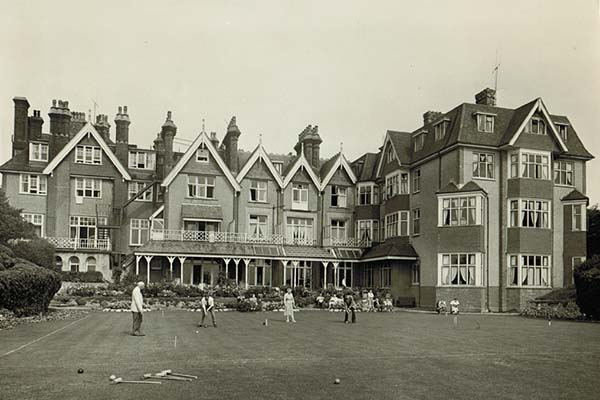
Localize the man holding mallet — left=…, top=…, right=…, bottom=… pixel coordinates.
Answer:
left=199, top=291, right=217, bottom=328
left=131, top=281, right=145, bottom=336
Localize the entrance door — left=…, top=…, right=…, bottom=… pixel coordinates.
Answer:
left=192, top=264, right=202, bottom=285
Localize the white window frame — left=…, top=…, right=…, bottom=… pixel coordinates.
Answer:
left=250, top=180, right=267, bottom=203
left=21, top=213, right=44, bottom=237
left=356, top=219, right=379, bottom=243
left=412, top=263, right=420, bottom=285
left=29, top=142, right=49, bottom=162
left=413, top=133, right=425, bottom=152
left=553, top=161, right=573, bottom=186
left=509, top=149, right=550, bottom=180
left=273, top=162, right=283, bottom=175
left=433, top=121, right=448, bottom=141
left=556, top=123, right=568, bottom=141
left=412, top=208, right=421, bottom=236
left=253, top=259, right=271, bottom=286
left=331, top=185, right=347, bottom=208
left=508, top=254, right=551, bottom=288
left=438, top=195, right=482, bottom=227
left=400, top=173, right=410, bottom=194
left=385, top=173, right=399, bottom=199
left=439, top=253, right=482, bottom=286
left=128, top=151, right=155, bottom=170
left=291, top=184, right=309, bottom=211
left=385, top=212, right=398, bottom=239
left=330, top=219, right=347, bottom=242
left=75, top=145, right=102, bottom=165
left=128, top=181, right=153, bottom=202
left=386, top=145, right=396, bottom=163
left=476, top=113, right=495, bottom=133
left=19, top=174, right=47, bottom=195
left=70, top=216, right=98, bottom=240
left=286, top=217, right=314, bottom=244
left=249, top=214, right=268, bottom=239
left=196, top=142, right=209, bottom=163
left=130, top=218, right=150, bottom=246
left=524, top=117, right=547, bottom=135
left=508, top=198, right=551, bottom=229
left=357, top=183, right=376, bottom=205
left=412, top=169, right=421, bottom=193
left=187, top=175, right=215, bottom=199
left=472, top=152, right=495, bottom=180
left=571, top=203, right=586, bottom=232
left=75, top=177, right=102, bottom=199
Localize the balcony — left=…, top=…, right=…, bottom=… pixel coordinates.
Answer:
left=323, top=237, right=371, bottom=248
left=149, top=230, right=368, bottom=248
left=46, top=237, right=112, bottom=251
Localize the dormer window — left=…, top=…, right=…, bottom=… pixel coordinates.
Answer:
left=273, top=161, right=283, bottom=175
left=386, top=146, right=396, bottom=163
left=196, top=142, right=209, bottom=163
left=556, top=123, right=568, bottom=141
left=30, top=142, right=49, bottom=162
left=525, top=117, right=546, bottom=135
left=413, top=133, right=425, bottom=152
left=75, top=145, right=101, bottom=165
left=434, top=121, right=449, bottom=141
left=129, top=151, right=155, bottom=170
left=476, top=113, right=495, bottom=133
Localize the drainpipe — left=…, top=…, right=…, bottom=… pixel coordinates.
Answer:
left=485, top=192, right=490, bottom=312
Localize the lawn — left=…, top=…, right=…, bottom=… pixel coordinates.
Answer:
left=0, top=310, right=599, bottom=400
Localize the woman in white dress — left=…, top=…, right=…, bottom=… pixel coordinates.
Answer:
left=284, top=288, right=296, bottom=323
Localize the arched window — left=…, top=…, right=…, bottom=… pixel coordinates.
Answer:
left=55, top=256, right=63, bottom=271
left=69, top=256, right=80, bottom=272
left=86, top=256, right=96, bottom=272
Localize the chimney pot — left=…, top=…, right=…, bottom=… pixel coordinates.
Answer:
left=475, top=88, right=496, bottom=106
left=118, top=106, right=122, bottom=114
left=123, top=106, right=128, bottom=114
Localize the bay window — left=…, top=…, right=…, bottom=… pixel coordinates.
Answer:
left=357, top=220, right=379, bottom=243
left=440, top=196, right=478, bottom=226
left=509, top=199, right=550, bottom=228
left=286, top=217, right=314, bottom=244
left=510, top=151, right=549, bottom=180
left=439, top=253, right=480, bottom=286
left=385, top=213, right=398, bottom=239
left=509, top=255, right=550, bottom=287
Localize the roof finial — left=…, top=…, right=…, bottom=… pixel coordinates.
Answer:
left=340, top=142, right=343, bottom=153
left=259, top=134, right=262, bottom=145
left=202, top=118, right=206, bottom=133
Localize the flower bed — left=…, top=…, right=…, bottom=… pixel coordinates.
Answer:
left=0, top=308, right=88, bottom=331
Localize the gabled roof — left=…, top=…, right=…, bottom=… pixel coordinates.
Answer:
left=42, top=122, right=131, bottom=180
left=319, top=152, right=357, bottom=191
left=505, top=98, right=568, bottom=152
left=352, top=152, right=379, bottom=182
left=282, top=151, right=321, bottom=189
left=236, top=143, right=284, bottom=188
left=375, top=130, right=411, bottom=178
left=561, top=189, right=588, bottom=203
left=162, top=131, right=241, bottom=191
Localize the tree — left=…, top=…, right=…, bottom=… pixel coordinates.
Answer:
left=588, top=205, right=600, bottom=258
left=0, top=188, right=35, bottom=245
left=574, top=255, right=600, bottom=319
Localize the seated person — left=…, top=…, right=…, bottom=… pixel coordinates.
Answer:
left=436, top=300, right=447, bottom=314
left=316, top=293, right=325, bottom=308
left=328, top=294, right=339, bottom=309
left=383, top=298, right=394, bottom=311
left=373, top=297, right=381, bottom=311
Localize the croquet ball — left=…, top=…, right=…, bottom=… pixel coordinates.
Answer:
left=109, top=375, right=116, bottom=381
left=77, top=369, right=84, bottom=374
left=334, top=378, right=340, bottom=384
left=195, top=330, right=199, bottom=334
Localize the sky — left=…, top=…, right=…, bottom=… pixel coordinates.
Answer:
left=1, top=0, right=599, bottom=203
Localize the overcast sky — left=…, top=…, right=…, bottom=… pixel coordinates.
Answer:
left=1, top=1, right=598, bottom=203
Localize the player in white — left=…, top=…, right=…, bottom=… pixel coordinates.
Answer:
left=199, top=292, right=217, bottom=328
left=450, top=298, right=460, bottom=315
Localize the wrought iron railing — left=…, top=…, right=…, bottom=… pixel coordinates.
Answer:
left=46, top=237, right=111, bottom=250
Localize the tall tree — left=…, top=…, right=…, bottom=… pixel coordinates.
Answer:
left=0, top=188, right=35, bottom=245
left=588, top=205, right=600, bottom=258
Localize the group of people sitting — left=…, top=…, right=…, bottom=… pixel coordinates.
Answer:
left=314, top=290, right=394, bottom=312
left=435, top=298, right=460, bottom=315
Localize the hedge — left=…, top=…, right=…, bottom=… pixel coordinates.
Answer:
left=574, top=255, right=600, bottom=320
left=10, top=239, right=56, bottom=271
left=0, top=263, right=62, bottom=316
left=60, top=271, right=104, bottom=283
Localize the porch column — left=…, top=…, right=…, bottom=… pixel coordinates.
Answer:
left=167, top=256, right=175, bottom=279
left=144, top=255, right=154, bottom=285
left=223, top=258, right=231, bottom=281
left=233, top=258, right=241, bottom=286
left=177, top=256, right=187, bottom=284
left=321, top=261, right=328, bottom=288
left=349, top=262, right=353, bottom=287
left=332, top=261, right=339, bottom=289
left=243, top=258, right=252, bottom=289
left=190, top=258, right=194, bottom=285
left=135, top=255, right=141, bottom=275
left=292, top=260, right=299, bottom=288
left=281, top=260, right=289, bottom=286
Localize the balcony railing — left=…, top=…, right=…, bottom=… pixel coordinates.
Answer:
left=150, top=230, right=368, bottom=247
left=46, top=237, right=111, bottom=251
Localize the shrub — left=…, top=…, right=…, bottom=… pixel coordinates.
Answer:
left=75, top=297, right=87, bottom=306
left=574, top=255, right=600, bottom=319
left=0, top=243, right=16, bottom=270
left=66, top=286, right=99, bottom=297
left=10, top=239, right=56, bottom=271
left=0, top=263, right=62, bottom=316
left=60, top=271, right=104, bottom=283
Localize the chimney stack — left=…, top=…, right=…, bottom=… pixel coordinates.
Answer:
left=423, top=111, right=443, bottom=125
left=293, top=124, right=322, bottom=169
left=49, top=99, right=72, bottom=158
left=115, top=106, right=131, bottom=165
left=475, top=88, right=496, bottom=106
left=223, top=116, right=241, bottom=173
left=153, top=132, right=165, bottom=179
left=161, top=111, right=177, bottom=176
left=70, top=112, right=86, bottom=136
left=210, top=131, right=220, bottom=149
left=94, top=114, right=110, bottom=142
left=12, top=97, right=30, bottom=157
left=27, top=110, right=44, bottom=140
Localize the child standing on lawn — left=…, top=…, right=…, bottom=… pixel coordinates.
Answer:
left=284, top=288, right=296, bottom=323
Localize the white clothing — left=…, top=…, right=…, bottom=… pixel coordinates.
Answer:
left=131, top=286, right=144, bottom=313
left=202, top=296, right=215, bottom=311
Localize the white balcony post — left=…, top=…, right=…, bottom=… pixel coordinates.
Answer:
left=292, top=260, right=299, bottom=288
left=321, top=261, right=328, bottom=288
left=135, top=255, right=141, bottom=275
left=144, top=255, right=153, bottom=285
left=167, top=256, right=175, bottom=279
left=332, top=262, right=339, bottom=289
left=243, top=258, right=251, bottom=289
left=178, top=256, right=186, bottom=284
left=233, top=258, right=241, bottom=286
left=223, top=258, right=231, bottom=281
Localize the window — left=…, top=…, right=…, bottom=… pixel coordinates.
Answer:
left=572, top=204, right=584, bottom=231
left=19, top=174, right=47, bottom=195
left=434, top=121, right=448, bottom=141
left=292, top=184, right=308, bottom=210
left=86, top=256, right=96, bottom=272
left=358, top=184, right=378, bottom=205
left=331, top=220, right=346, bottom=243
left=365, top=266, right=374, bottom=287
left=381, top=266, right=392, bottom=288
left=412, top=209, right=421, bottom=235
left=412, top=263, right=420, bottom=285
left=128, top=182, right=153, bottom=202
left=128, top=151, right=155, bottom=169
left=473, top=153, right=494, bottom=179
left=509, top=199, right=550, bottom=228
left=187, top=176, right=215, bottom=199
left=75, top=145, right=102, bottom=164
left=440, top=253, right=478, bottom=286
left=476, top=114, right=495, bottom=133
left=509, top=255, right=550, bottom=287
left=554, top=161, right=573, bottom=186
left=386, top=145, right=396, bottom=163
left=286, top=217, right=313, bottom=244
left=357, top=220, right=379, bottom=243
left=254, top=259, right=271, bottom=286
left=22, top=213, right=44, bottom=237
left=399, top=211, right=409, bottom=236
left=331, top=185, right=347, bottom=207
left=130, top=218, right=150, bottom=246
left=30, top=142, right=49, bottom=161
left=413, top=133, right=425, bottom=152
left=385, top=174, right=399, bottom=198
left=249, top=215, right=268, bottom=239
left=385, top=213, right=398, bottom=239
left=250, top=180, right=267, bottom=202
left=55, top=256, right=63, bottom=271
left=286, top=260, right=312, bottom=288
left=337, top=262, right=353, bottom=287
left=525, top=117, right=546, bottom=135
left=273, top=162, right=283, bottom=175
left=76, top=178, right=102, bottom=198
left=556, top=124, right=568, bottom=141
left=70, top=216, right=104, bottom=240
left=511, top=152, right=549, bottom=180
left=183, top=219, right=220, bottom=232
left=413, top=169, right=421, bottom=193
left=196, top=142, right=209, bottom=163
left=69, top=256, right=80, bottom=272
left=400, top=173, right=409, bottom=194
left=441, top=196, right=477, bottom=226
